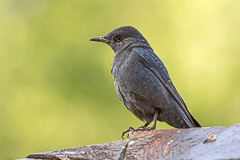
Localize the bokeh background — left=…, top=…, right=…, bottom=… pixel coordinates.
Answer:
left=1, top=0, right=240, bottom=159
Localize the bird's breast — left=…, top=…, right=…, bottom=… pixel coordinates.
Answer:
left=111, top=51, right=157, bottom=94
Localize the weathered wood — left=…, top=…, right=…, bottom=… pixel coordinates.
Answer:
left=19, top=123, right=240, bottom=160
left=25, top=140, right=128, bottom=160
left=125, top=124, right=240, bottom=159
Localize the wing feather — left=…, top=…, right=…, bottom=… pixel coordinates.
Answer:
left=133, top=47, right=197, bottom=127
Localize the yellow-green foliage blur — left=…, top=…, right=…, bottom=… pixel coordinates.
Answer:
left=1, top=0, right=240, bottom=159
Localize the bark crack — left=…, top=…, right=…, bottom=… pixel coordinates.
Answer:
left=119, top=140, right=129, bottom=160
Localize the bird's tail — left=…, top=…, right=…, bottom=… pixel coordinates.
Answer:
left=191, top=114, right=201, bottom=127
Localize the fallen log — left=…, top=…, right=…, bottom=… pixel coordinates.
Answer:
left=18, top=123, right=240, bottom=159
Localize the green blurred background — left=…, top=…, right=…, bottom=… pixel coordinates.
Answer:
left=1, top=0, right=240, bottom=159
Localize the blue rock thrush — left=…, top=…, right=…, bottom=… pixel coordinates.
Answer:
left=90, top=26, right=201, bottom=139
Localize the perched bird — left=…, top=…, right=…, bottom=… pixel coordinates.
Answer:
left=90, top=26, right=201, bottom=139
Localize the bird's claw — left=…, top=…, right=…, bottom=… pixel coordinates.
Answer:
left=133, top=126, right=155, bottom=133
left=121, top=126, right=156, bottom=139
left=121, top=127, right=135, bottom=140
left=137, top=125, right=145, bottom=130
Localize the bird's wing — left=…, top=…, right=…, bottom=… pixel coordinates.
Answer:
left=133, top=47, right=198, bottom=127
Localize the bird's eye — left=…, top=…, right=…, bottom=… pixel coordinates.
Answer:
left=115, top=34, right=124, bottom=42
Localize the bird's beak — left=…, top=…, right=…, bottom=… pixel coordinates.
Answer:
left=89, top=36, right=110, bottom=43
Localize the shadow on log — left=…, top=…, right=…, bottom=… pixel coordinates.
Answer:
left=19, top=123, right=240, bottom=160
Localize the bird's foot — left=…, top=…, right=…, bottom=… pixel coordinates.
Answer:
left=136, top=125, right=146, bottom=130
left=133, top=125, right=156, bottom=133
left=121, top=127, right=135, bottom=140
left=121, top=125, right=156, bottom=139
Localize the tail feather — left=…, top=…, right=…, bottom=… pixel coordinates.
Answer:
left=191, top=115, right=201, bottom=127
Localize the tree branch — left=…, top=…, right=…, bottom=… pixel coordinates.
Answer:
left=18, top=123, right=240, bottom=159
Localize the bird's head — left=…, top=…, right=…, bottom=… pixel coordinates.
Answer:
left=89, top=26, right=149, bottom=54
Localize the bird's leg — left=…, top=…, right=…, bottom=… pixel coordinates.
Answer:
left=134, top=109, right=158, bottom=132
left=121, top=127, right=135, bottom=140
left=136, top=120, right=152, bottom=130
left=149, top=108, right=158, bottom=129
left=121, top=110, right=159, bottom=139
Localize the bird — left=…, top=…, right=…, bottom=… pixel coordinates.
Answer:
left=89, top=26, right=201, bottom=139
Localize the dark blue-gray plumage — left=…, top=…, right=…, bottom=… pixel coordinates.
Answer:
left=90, top=26, right=201, bottom=138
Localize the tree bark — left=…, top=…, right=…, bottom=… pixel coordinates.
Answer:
left=18, top=123, right=240, bottom=160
